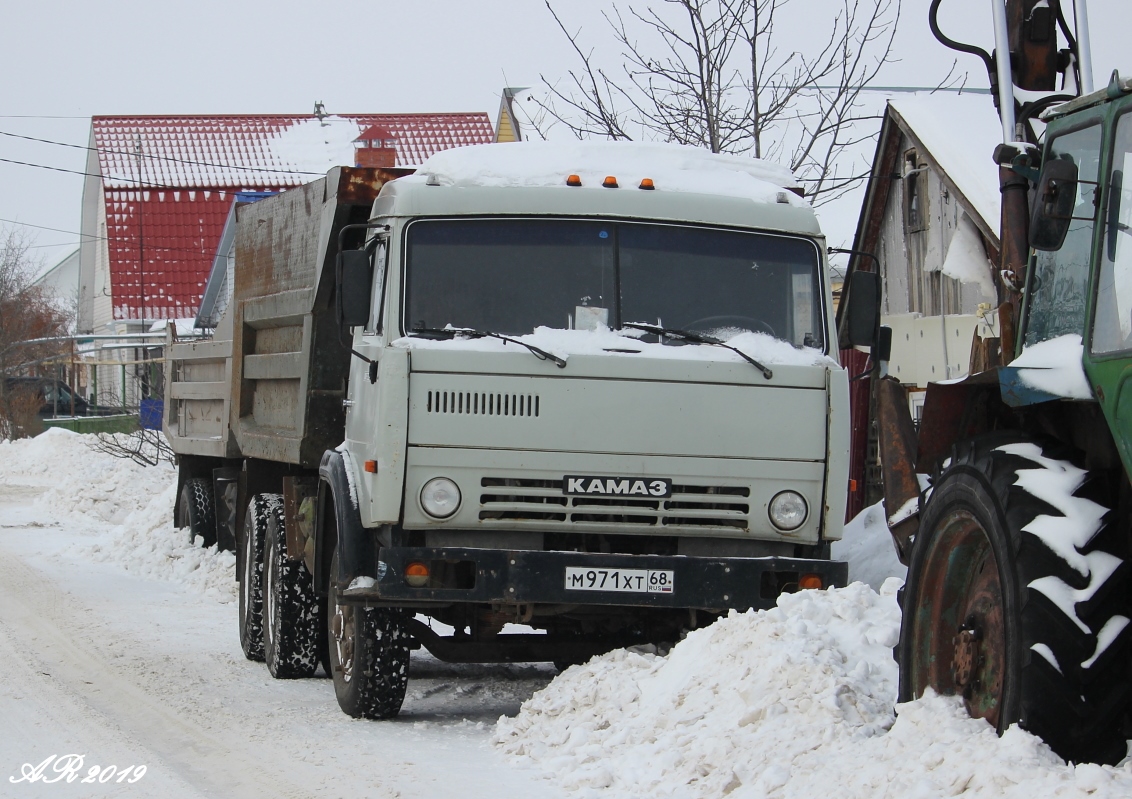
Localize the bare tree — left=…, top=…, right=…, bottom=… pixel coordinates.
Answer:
left=536, top=0, right=900, bottom=205
left=89, top=426, right=174, bottom=468
left=0, top=227, right=71, bottom=439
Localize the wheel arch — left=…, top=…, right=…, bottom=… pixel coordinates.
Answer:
left=316, top=449, right=374, bottom=595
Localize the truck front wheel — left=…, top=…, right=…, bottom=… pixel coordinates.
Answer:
left=263, top=498, right=320, bottom=679
left=327, top=549, right=410, bottom=719
left=898, top=434, right=1131, bottom=764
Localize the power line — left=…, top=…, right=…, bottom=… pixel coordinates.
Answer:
left=0, top=217, right=219, bottom=258
left=0, top=156, right=168, bottom=187
left=0, top=129, right=325, bottom=177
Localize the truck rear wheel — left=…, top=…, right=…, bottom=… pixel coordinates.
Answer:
left=898, top=434, right=1131, bottom=764
left=327, top=549, right=410, bottom=719
left=263, top=497, right=320, bottom=679
left=239, top=493, right=275, bottom=662
left=177, top=477, right=215, bottom=548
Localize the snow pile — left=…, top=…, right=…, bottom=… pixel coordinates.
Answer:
left=497, top=580, right=1132, bottom=797
left=497, top=582, right=902, bottom=795
left=1010, top=333, right=1092, bottom=400
left=832, top=500, right=907, bottom=590
left=0, top=428, right=236, bottom=602
left=415, top=141, right=806, bottom=206
left=395, top=326, right=835, bottom=369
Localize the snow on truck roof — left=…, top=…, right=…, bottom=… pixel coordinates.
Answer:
left=409, top=141, right=808, bottom=207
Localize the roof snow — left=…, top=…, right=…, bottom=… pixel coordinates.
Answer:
left=91, top=113, right=495, bottom=189
left=417, top=140, right=806, bottom=206
left=889, top=94, right=1005, bottom=229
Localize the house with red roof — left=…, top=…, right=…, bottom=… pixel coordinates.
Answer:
left=76, top=111, right=496, bottom=335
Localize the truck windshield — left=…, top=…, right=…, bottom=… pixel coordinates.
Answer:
left=404, top=219, right=825, bottom=349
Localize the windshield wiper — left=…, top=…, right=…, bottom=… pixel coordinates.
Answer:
left=409, top=326, right=567, bottom=368
left=622, top=322, right=773, bottom=379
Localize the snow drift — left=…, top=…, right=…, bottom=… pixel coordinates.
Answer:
left=3, top=429, right=1131, bottom=796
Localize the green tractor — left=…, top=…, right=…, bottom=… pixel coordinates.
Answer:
left=840, top=0, right=1132, bottom=764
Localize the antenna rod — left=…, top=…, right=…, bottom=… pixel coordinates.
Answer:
left=1073, top=0, right=1095, bottom=93
left=990, top=0, right=1018, bottom=142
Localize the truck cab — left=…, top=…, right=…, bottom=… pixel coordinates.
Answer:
left=165, top=140, right=851, bottom=719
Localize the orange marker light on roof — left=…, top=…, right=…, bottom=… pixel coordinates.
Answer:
left=363, top=459, right=378, bottom=473
left=602, top=176, right=619, bottom=188
left=566, top=174, right=583, bottom=186
left=639, top=178, right=655, bottom=190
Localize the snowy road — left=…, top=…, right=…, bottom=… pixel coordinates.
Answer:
left=5, top=430, right=1132, bottom=799
left=0, top=477, right=563, bottom=798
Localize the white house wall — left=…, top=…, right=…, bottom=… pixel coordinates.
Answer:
left=879, top=131, right=994, bottom=318
left=92, top=195, right=114, bottom=333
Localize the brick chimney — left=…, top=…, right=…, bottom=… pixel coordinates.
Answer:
left=354, top=125, right=398, bottom=168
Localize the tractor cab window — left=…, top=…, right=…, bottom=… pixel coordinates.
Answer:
left=1091, top=112, right=1132, bottom=354
left=1024, top=123, right=1103, bottom=347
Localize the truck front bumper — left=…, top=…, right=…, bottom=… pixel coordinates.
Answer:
left=340, top=546, right=848, bottom=610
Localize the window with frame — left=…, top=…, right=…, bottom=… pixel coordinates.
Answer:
left=1091, top=112, right=1132, bottom=354
left=904, top=150, right=928, bottom=233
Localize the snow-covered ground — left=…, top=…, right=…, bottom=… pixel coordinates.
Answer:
left=2, top=429, right=1131, bottom=797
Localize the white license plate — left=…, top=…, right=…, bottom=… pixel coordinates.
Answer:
left=564, top=567, right=674, bottom=594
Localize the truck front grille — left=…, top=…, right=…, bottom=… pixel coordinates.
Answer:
left=426, top=390, right=539, bottom=417
left=479, top=477, right=750, bottom=530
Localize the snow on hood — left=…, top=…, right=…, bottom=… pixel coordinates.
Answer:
left=393, top=326, right=835, bottom=369
left=411, top=141, right=807, bottom=206
left=1010, top=334, right=1092, bottom=400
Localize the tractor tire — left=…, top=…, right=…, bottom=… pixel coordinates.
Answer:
left=327, top=549, right=410, bottom=719
left=177, top=477, right=216, bottom=548
left=263, top=498, right=320, bottom=679
left=898, top=433, right=1131, bottom=764
left=239, top=493, right=276, bottom=662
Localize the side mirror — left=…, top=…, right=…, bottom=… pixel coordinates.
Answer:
left=336, top=249, right=373, bottom=330
left=1107, top=169, right=1124, bottom=263
left=844, top=270, right=881, bottom=349
left=1030, top=157, right=1079, bottom=251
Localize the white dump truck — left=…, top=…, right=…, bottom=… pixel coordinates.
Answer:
left=165, top=141, right=851, bottom=719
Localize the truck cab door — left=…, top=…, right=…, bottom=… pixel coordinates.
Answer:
left=1086, top=107, right=1132, bottom=474
left=342, top=232, right=409, bottom=526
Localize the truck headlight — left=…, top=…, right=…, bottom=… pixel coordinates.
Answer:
left=769, top=491, right=807, bottom=531
left=420, top=477, right=461, bottom=519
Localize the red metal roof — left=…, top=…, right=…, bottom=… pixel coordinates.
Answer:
left=91, top=113, right=494, bottom=188
left=92, top=113, right=494, bottom=320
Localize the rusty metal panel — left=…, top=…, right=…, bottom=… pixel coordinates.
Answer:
left=915, top=369, right=1002, bottom=472
left=335, top=166, right=412, bottom=205
left=875, top=376, right=921, bottom=563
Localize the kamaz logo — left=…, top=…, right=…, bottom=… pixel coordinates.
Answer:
left=563, top=475, right=672, bottom=498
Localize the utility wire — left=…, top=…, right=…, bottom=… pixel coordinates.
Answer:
left=0, top=217, right=220, bottom=257
left=0, top=156, right=175, bottom=187
left=0, top=129, right=324, bottom=177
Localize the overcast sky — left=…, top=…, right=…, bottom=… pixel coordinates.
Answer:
left=1, top=0, right=1126, bottom=273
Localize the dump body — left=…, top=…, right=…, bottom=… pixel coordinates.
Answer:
left=164, top=166, right=408, bottom=464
